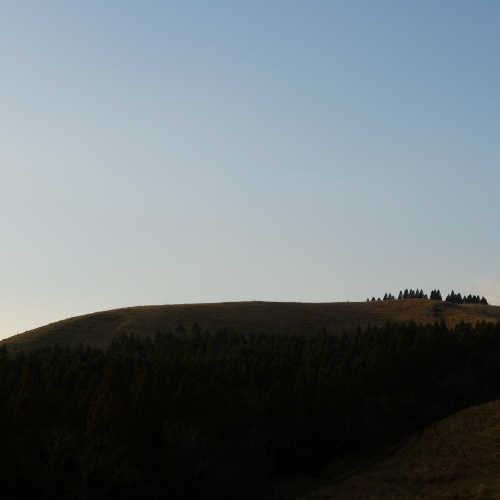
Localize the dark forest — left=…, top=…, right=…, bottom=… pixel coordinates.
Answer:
left=0, top=321, right=499, bottom=499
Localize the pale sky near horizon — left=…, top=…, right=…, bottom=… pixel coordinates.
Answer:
left=1, top=1, right=499, bottom=339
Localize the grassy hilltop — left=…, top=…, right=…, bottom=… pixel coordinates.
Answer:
left=3, top=298, right=500, bottom=351
left=0, top=305, right=498, bottom=499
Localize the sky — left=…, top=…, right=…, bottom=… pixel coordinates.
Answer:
left=1, top=1, right=499, bottom=339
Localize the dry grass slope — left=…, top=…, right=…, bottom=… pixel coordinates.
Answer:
left=2, top=299, right=500, bottom=352
left=300, top=399, right=500, bottom=499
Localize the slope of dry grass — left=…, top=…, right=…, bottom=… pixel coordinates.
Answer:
left=2, top=299, right=500, bottom=352
left=299, top=399, right=500, bottom=500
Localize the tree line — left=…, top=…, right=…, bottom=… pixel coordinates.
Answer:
left=368, top=289, right=488, bottom=304
left=0, top=320, right=499, bottom=499
left=445, top=290, right=488, bottom=305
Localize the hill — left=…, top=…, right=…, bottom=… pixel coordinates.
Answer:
left=0, top=319, right=498, bottom=499
left=296, top=398, right=500, bottom=499
left=3, top=299, right=500, bottom=351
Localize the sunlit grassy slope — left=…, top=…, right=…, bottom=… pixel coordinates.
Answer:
left=3, top=299, right=500, bottom=352
left=299, top=398, right=500, bottom=500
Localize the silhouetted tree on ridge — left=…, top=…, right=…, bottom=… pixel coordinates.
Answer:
left=367, top=288, right=487, bottom=304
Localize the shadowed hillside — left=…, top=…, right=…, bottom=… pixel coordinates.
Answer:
left=299, top=399, right=500, bottom=500
left=3, top=299, right=500, bottom=351
left=0, top=321, right=498, bottom=499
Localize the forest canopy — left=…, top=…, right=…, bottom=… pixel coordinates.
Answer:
left=0, top=320, right=499, bottom=499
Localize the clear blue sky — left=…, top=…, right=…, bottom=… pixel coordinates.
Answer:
left=1, top=1, right=499, bottom=338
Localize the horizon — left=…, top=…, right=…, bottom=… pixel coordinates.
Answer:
left=2, top=2, right=500, bottom=339
left=3, top=289, right=498, bottom=341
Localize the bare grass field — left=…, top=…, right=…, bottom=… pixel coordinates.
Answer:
left=3, top=299, right=500, bottom=352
